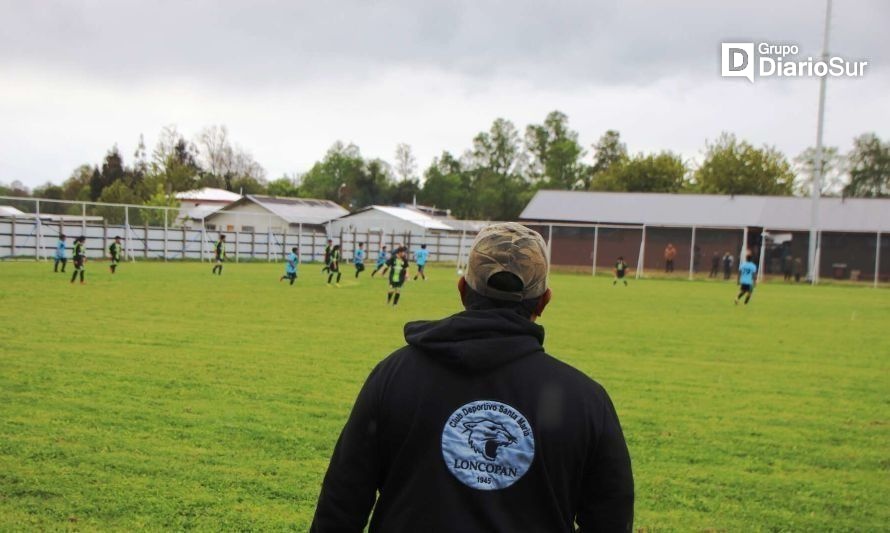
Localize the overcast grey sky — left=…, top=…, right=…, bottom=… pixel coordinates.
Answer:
left=2, top=0, right=888, bottom=188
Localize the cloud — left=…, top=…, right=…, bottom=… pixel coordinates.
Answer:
left=3, top=0, right=887, bottom=87
left=1, top=0, right=888, bottom=187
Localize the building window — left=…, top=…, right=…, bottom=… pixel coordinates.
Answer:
left=206, top=224, right=216, bottom=230
left=242, top=225, right=255, bottom=232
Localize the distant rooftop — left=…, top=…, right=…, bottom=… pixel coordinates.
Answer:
left=520, top=190, right=890, bottom=233
left=177, top=203, right=226, bottom=221
left=0, top=205, right=26, bottom=217
left=175, top=187, right=242, bottom=203
left=346, top=205, right=455, bottom=231
left=397, top=203, right=451, bottom=218
left=209, top=195, right=349, bottom=226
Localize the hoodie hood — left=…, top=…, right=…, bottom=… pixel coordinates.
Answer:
left=404, top=308, right=545, bottom=372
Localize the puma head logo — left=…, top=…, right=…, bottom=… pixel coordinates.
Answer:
left=462, top=418, right=516, bottom=461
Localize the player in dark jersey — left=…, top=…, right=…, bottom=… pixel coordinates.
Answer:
left=109, top=236, right=122, bottom=274
left=322, top=239, right=333, bottom=274
left=70, top=236, right=87, bottom=284
left=327, top=244, right=342, bottom=286
left=613, top=256, right=629, bottom=286
left=211, top=234, right=226, bottom=275
left=386, top=246, right=409, bottom=306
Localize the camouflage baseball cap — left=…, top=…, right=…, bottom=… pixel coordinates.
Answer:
left=465, top=222, right=549, bottom=302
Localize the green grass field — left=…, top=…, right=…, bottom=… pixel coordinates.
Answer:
left=1, top=261, right=888, bottom=531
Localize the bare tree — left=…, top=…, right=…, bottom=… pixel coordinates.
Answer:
left=394, top=143, right=417, bottom=182
left=152, top=125, right=184, bottom=168
left=793, top=146, right=847, bottom=196
left=196, top=125, right=235, bottom=178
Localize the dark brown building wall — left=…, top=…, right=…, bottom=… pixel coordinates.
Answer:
left=528, top=222, right=888, bottom=281
left=819, top=232, right=887, bottom=280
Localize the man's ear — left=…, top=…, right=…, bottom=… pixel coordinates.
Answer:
left=533, top=288, right=552, bottom=318
left=458, top=277, right=469, bottom=307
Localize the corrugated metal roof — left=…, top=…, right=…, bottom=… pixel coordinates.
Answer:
left=246, top=195, right=349, bottom=225
left=0, top=205, right=26, bottom=216
left=520, top=191, right=890, bottom=232
left=178, top=204, right=226, bottom=221
left=174, top=187, right=242, bottom=202
left=343, top=206, right=455, bottom=231
left=440, top=219, right=491, bottom=232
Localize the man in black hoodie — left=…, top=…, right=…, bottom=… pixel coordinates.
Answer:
left=311, top=222, right=634, bottom=532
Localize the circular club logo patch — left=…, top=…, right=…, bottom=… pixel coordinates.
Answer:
left=441, top=400, right=535, bottom=491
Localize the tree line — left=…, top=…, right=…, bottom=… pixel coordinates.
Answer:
left=2, top=112, right=888, bottom=221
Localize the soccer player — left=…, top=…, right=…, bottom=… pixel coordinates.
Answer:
left=322, top=239, right=333, bottom=274
left=371, top=245, right=388, bottom=277
left=109, top=236, right=122, bottom=274
left=212, top=234, right=226, bottom=275
left=613, top=256, right=629, bottom=286
left=280, top=247, right=299, bottom=285
left=354, top=242, right=366, bottom=279
left=735, top=254, right=758, bottom=305
left=413, top=244, right=430, bottom=281
left=54, top=234, right=67, bottom=273
left=386, top=246, right=409, bottom=306
left=70, top=236, right=86, bottom=284
left=327, top=244, right=342, bottom=286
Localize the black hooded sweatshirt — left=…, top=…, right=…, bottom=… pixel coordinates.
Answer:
left=311, top=308, right=634, bottom=532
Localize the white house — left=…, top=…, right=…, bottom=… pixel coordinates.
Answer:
left=331, top=205, right=456, bottom=237
left=175, top=187, right=242, bottom=226
left=203, top=194, right=349, bottom=234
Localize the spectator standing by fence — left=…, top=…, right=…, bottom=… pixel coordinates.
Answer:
left=710, top=252, right=720, bottom=278
left=664, top=243, right=677, bottom=273
left=722, top=252, right=734, bottom=280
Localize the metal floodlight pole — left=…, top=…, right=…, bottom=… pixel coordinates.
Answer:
left=298, top=223, right=303, bottom=264
left=808, top=0, right=832, bottom=283
left=592, top=225, right=599, bottom=277
left=81, top=203, right=87, bottom=234
left=875, top=232, right=881, bottom=288
left=688, top=226, right=697, bottom=280
left=740, top=226, right=749, bottom=265
left=201, top=217, right=206, bottom=262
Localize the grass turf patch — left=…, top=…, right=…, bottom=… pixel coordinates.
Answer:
left=1, top=261, right=888, bottom=530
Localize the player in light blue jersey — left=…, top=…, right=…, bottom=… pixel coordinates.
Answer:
left=354, top=242, right=366, bottom=279
left=371, top=245, right=388, bottom=277
left=413, top=244, right=430, bottom=281
left=54, top=234, right=67, bottom=273
left=280, top=247, right=299, bottom=285
left=735, top=254, right=758, bottom=305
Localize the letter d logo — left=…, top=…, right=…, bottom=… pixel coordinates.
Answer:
left=722, top=43, right=754, bottom=83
